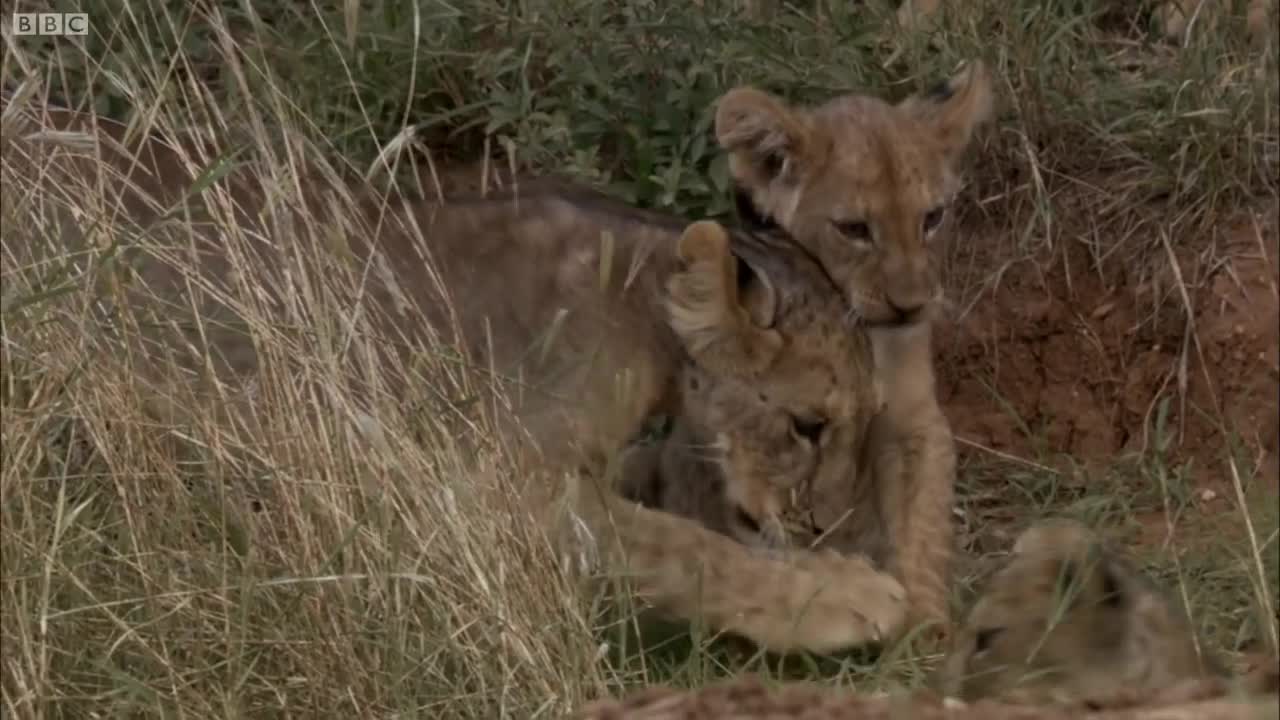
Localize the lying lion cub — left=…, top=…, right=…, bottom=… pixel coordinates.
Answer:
left=2, top=97, right=899, bottom=654
left=707, top=59, right=994, bottom=636
left=935, top=518, right=1228, bottom=705
left=574, top=518, right=1278, bottom=718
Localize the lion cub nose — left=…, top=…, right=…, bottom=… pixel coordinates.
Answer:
left=887, top=299, right=925, bottom=325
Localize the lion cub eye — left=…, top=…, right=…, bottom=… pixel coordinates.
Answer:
left=789, top=415, right=827, bottom=443
left=832, top=220, right=872, bottom=244
left=923, top=207, right=945, bottom=234
left=734, top=506, right=762, bottom=534
left=762, top=151, right=785, bottom=178
left=973, top=627, right=1002, bottom=654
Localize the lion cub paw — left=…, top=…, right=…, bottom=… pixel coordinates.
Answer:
left=675, top=219, right=731, bottom=265
left=792, top=551, right=909, bottom=651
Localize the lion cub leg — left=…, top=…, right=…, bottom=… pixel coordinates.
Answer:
left=567, top=474, right=908, bottom=655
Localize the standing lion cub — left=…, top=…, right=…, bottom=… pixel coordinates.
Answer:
left=2, top=97, right=901, bottom=654
left=605, top=61, right=995, bottom=641
left=631, top=60, right=994, bottom=638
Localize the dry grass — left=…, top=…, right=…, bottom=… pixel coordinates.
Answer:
left=2, top=0, right=1278, bottom=718
left=0, top=67, right=609, bottom=720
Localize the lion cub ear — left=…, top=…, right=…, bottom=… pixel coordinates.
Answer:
left=898, top=60, right=994, bottom=164
left=1017, top=520, right=1135, bottom=614
left=1012, top=518, right=1096, bottom=558
left=715, top=87, right=814, bottom=187
left=665, top=220, right=783, bottom=377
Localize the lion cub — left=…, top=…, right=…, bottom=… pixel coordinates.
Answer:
left=935, top=518, right=1238, bottom=706
left=2, top=100, right=899, bottom=654
left=628, top=61, right=995, bottom=635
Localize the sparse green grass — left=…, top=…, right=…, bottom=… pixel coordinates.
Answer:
left=952, top=394, right=1280, bottom=667
left=2, top=0, right=1278, bottom=718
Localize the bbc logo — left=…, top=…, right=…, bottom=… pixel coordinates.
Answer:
left=12, top=13, right=89, bottom=36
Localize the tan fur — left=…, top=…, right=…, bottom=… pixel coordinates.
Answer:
left=665, top=221, right=784, bottom=377
left=0, top=98, right=900, bottom=654
left=712, top=62, right=994, bottom=637
left=935, top=519, right=1229, bottom=706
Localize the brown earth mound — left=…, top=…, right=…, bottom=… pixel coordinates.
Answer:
left=936, top=204, right=1278, bottom=489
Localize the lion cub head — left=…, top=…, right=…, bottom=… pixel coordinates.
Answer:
left=936, top=518, right=1226, bottom=706
left=715, top=62, right=994, bottom=327
left=660, top=220, right=880, bottom=547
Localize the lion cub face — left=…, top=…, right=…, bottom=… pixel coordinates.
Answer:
left=663, top=221, right=879, bottom=546
left=936, top=519, right=1223, bottom=706
left=715, top=62, right=993, bottom=327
